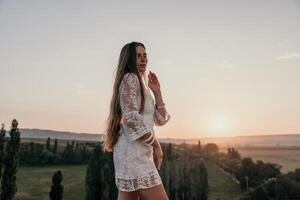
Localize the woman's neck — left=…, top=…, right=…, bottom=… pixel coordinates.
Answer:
left=139, top=72, right=149, bottom=90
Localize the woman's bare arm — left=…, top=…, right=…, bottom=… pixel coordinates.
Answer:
left=153, top=89, right=167, bottom=119
left=148, top=71, right=167, bottom=118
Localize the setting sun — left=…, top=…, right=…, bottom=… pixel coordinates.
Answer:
left=209, top=115, right=231, bottom=135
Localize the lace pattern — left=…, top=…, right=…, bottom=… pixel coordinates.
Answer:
left=154, top=108, right=171, bottom=126
left=116, top=170, right=162, bottom=192
left=119, top=73, right=151, bottom=141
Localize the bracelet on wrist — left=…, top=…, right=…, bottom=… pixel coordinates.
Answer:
left=156, top=103, right=165, bottom=110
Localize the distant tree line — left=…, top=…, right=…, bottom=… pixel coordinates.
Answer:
left=19, top=137, right=95, bottom=166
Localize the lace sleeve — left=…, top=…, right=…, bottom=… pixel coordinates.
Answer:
left=154, top=108, right=171, bottom=126
left=119, top=73, right=154, bottom=144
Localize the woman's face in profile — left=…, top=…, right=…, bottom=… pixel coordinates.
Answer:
left=136, top=45, right=148, bottom=74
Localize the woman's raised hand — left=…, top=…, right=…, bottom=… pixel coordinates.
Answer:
left=148, top=71, right=160, bottom=95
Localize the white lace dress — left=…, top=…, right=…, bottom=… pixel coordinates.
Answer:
left=113, top=73, right=171, bottom=192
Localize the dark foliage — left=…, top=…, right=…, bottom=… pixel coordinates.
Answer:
left=0, top=124, right=6, bottom=180
left=49, top=170, right=63, bottom=200
left=0, top=119, right=21, bottom=200
left=85, top=144, right=104, bottom=200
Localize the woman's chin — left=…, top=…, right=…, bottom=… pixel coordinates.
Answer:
left=138, top=68, right=146, bottom=74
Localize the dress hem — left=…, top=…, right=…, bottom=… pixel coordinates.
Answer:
left=116, top=180, right=163, bottom=192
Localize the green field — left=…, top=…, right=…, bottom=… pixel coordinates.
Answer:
left=205, top=160, right=245, bottom=200
left=15, top=161, right=245, bottom=200
left=16, top=165, right=87, bottom=200
left=237, top=149, right=300, bottom=173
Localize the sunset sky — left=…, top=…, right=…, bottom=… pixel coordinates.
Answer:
left=1, top=0, right=300, bottom=139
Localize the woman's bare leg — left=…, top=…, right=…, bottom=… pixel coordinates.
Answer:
left=118, top=190, right=140, bottom=200
left=138, top=184, right=169, bottom=200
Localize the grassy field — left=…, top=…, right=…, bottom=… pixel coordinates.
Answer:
left=205, top=160, right=245, bottom=200
left=15, top=161, right=245, bottom=200
left=237, top=149, right=300, bottom=173
left=15, top=165, right=87, bottom=200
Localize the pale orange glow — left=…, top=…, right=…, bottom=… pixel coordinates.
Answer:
left=208, top=115, right=231, bottom=137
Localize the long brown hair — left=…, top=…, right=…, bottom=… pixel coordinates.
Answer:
left=103, top=42, right=146, bottom=152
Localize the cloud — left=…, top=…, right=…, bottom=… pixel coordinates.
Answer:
left=276, top=52, right=300, bottom=60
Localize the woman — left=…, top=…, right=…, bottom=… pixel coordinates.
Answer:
left=104, top=42, right=171, bottom=200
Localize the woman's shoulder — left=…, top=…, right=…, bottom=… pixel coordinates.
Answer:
left=123, top=72, right=138, bottom=79
left=122, top=73, right=139, bottom=84
left=120, top=73, right=140, bottom=89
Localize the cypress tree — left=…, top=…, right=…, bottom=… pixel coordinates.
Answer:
left=80, top=145, right=88, bottom=163
left=71, top=139, right=75, bottom=150
left=102, top=152, right=117, bottom=199
left=166, top=143, right=173, bottom=160
left=198, top=159, right=208, bottom=200
left=85, top=144, right=103, bottom=200
left=0, top=124, right=6, bottom=180
left=197, top=140, right=202, bottom=154
left=183, top=142, right=191, bottom=199
left=49, top=170, right=63, bottom=200
left=46, top=137, right=51, bottom=151
left=227, top=148, right=231, bottom=157
left=75, top=141, right=79, bottom=151
left=29, top=142, right=34, bottom=156
left=168, top=143, right=177, bottom=199
left=0, top=119, right=21, bottom=200
left=53, top=139, right=58, bottom=155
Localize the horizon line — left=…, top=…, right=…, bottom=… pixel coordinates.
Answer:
left=18, top=127, right=300, bottom=139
